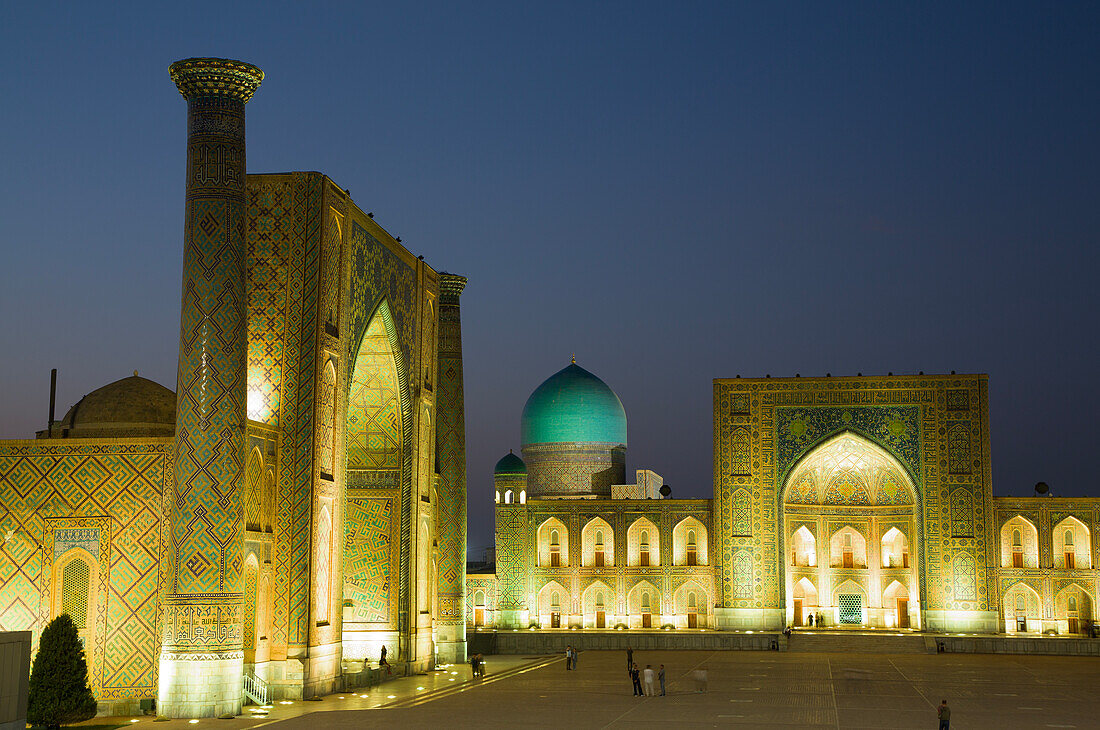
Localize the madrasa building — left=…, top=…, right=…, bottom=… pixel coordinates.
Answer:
left=468, top=361, right=1100, bottom=644
left=0, top=59, right=469, bottom=717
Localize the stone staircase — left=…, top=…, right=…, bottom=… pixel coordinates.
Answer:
left=786, top=631, right=930, bottom=654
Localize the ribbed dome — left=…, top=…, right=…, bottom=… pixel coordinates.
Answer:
left=494, top=451, right=527, bottom=475
left=521, top=362, right=627, bottom=446
left=57, top=374, right=176, bottom=437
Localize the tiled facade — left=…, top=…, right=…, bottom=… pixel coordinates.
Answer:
left=470, top=373, right=1100, bottom=639
left=0, top=59, right=466, bottom=717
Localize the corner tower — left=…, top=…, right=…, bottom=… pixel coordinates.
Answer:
left=434, top=273, right=469, bottom=662
left=160, top=57, right=263, bottom=718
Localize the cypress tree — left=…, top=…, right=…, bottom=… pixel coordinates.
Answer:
left=27, top=614, right=98, bottom=729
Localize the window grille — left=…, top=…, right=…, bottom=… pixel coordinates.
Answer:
left=62, top=559, right=90, bottom=629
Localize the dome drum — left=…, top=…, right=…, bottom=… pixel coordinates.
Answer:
left=521, top=442, right=626, bottom=499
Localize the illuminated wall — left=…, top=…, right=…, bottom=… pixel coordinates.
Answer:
left=714, top=374, right=997, bottom=631
left=488, top=499, right=715, bottom=629
left=0, top=439, right=171, bottom=714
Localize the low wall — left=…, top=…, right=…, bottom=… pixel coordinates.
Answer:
left=469, top=630, right=780, bottom=655
left=469, top=629, right=1100, bottom=658
left=0, top=632, right=31, bottom=730
left=937, top=635, right=1100, bottom=656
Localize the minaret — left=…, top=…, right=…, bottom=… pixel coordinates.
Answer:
left=160, top=58, right=263, bottom=718
left=434, top=273, right=468, bottom=662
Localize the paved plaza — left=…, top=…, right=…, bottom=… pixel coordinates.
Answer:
left=81, top=650, right=1100, bottom=729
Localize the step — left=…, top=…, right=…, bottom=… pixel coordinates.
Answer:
left=787, top=632, right=929, bottom=654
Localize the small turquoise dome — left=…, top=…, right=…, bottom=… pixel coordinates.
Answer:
left=494, top=451, right=527, bottom=474
left=521, top=362, right=627, bottom=446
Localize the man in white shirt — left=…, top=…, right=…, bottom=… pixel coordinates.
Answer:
left=643, top=665, right=657, bottom=696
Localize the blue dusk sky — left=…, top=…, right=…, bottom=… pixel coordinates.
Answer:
left=0, top=2, right=1097, bottom=557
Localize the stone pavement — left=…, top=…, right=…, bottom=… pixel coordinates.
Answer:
left=79, top=650, right=1100, bottom=729
left=72, top=655, right=548, bottom=729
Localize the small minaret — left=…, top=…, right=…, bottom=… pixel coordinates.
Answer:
left=434, top=273, right=468, bottom=662
left=160, top=57, right=263, bottom=719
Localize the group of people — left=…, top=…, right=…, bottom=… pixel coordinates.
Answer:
left=783, top=612, right=827, bottom=635
left=564, top=645, right=579, bottom=670
left=469, top=653, right=486, bottom=678
left=624, top=647, right=681, bottom=696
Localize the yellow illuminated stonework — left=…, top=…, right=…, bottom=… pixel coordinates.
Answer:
left=0, top=59, right=468, bottom=717
left=471, top=372, right=1100, bottom=639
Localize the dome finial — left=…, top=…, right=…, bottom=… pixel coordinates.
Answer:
left=571, top=353, right=576, bottom=364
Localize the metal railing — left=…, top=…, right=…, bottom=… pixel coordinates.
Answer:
left=243, top=672, right=269, bottom=706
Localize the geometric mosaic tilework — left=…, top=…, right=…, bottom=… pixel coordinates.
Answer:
left=464, top=575, right=496, bottom=620
left=347, top=307, right=402, bottom=471
left=346, top=219, right=422, bottom=640
left=713, top=376, right=994, bottom=616
left=731, top=489, right=752, bottom=536
left=494, top=507, right=530, bottom=610
left=435, top=277, right=468, bottom=629
left=247, top=173, right=323, bottom=649
left=172, top=188, right=247, bottom=603
left=951, top=550, right=977, bottom=602
left=44, top=516, right=110, bottom=694
left=169, top=84, right=252, bottom=672
left=344, top=496, right=396, bottom=624
left=947, top=422, right=972, bottom=475
left=950, top=487, right=975, bottom=538
left=784, top=434, right=916, bottom=507
left=0, top=440, right=170, bottom=701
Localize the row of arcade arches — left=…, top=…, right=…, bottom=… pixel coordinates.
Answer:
left=1002, top=581, right=1094, bottom=634
left=534, top=516, right=708, bottom=567
left=782, top=432, right=922, bottom=629
left=530, top=580, right=710, bottom=629
left=999, top=515, right=1092, bottom=569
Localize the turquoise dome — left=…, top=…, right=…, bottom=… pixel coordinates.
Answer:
left=494, top=452, right=527, bottom=474
left=521, top=362, right=627, bottom=446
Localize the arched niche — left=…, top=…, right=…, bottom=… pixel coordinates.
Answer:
left=673, top=517, right=708, bottom=566
left=627, top=517, right=660, bottom=567
left=537, top=517, right=569, bottom=567
left=1000, top=516, right=1039, bottom=568
left=581, top=517, right=615, bottom=567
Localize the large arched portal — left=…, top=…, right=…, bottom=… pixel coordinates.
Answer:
left=343, top=300, right=408, bottom=652
left=782, top=432, right=921, bottom=629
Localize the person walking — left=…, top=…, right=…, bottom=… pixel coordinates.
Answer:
left=380, top=645, right=391, bottom=674
left=658, top=664, right=666, bottom=696
left=571, top=646, right=579, bottom=670
left=937, top=699, right=951, bottom=729
left=565, top=645, right=572, bottom=670
left=693, top=666, right=708, bottom=693
left=807, top=612, right=814, bottom=627
left=626, top=646, right=633, bottom=672
left=643, top=665, right=656, bottom=696
left=631, top=663, right=643, bottom=696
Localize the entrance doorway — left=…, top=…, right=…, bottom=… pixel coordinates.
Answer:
left=642, top=612, right=652, bottom=628
left=687, top=612, right=697, bottom=628
left=551, top=611, right=561, bottom=628
left=475, top=607, right=485, bottom=626
left=595, top=611, right=605, bottom=628
left=897, top=599, right=909, bottom=628
left=794, top=598, right=803, bottom=626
